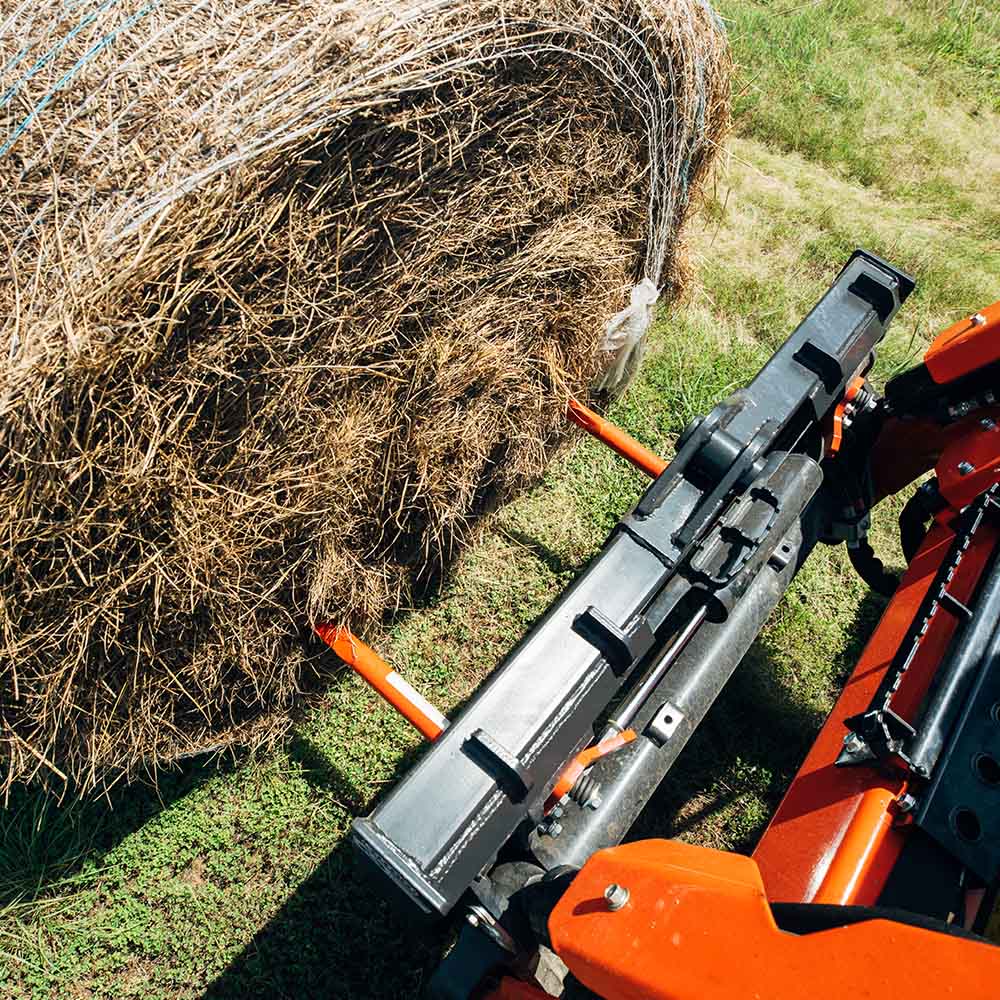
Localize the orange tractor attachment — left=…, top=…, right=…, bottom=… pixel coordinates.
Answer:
left=319, top=256, right=1000, bottom=999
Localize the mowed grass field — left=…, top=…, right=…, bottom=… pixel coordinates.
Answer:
left=2, top=1, right=999, bottom=997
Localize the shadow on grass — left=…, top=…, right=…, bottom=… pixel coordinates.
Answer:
left=200, top=829, right=446, bottom=1000
left=632, top=587, right=889, bottom=853
left=494, top=526, right=583, bottom=579
left=285, top=732, right=368, bottom=814
left=0, top=755, right=233, bottom=910
left=203, top=726, right=455, bottom=999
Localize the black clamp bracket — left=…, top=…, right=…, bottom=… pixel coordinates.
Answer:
left=573, top=606, right=655, bottom=675
left=464, top=729, right=534, bottom=803
left=687, top=484, right=781, bottom=589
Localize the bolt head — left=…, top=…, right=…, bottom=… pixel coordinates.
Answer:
left=971, top=313, right=987, bottom=326
left=981, top=417, right=997, bottom=430
left=958, top=460, right=976, bottom=476
left=604, top=883, right=630, bottom=911
left=844, top=733, right=864, bottom=752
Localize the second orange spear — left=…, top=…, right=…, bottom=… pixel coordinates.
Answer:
left=315, top=625, right=449, bottom=741
left=566, top=398, right=666, bottom=479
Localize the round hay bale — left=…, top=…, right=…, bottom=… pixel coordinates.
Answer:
left=0, top=0, right=730, bottom=793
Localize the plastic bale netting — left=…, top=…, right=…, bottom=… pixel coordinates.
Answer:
left=0, top=0, right=730, bottom=794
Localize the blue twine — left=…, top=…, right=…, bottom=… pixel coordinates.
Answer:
left=1, top=0, right=157, bottom=159
left=2, top=0, right=101, bottom=77
left=0, top=0, right=119, bottom=111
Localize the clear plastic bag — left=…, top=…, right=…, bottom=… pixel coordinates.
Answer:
left=594, top=278, right=658, bottom=394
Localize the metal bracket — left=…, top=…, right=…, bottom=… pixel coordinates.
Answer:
left=466, top=903, right=518, bottom=954
left=840, top=489, right=1000, bottom=768
left=939, top=590, right=973, bottom=622
left=687, top=484, right=780, bottom=589
left=837, top=710, right=913, bottom=766
left=464, top=729, right=534, bottom=803
left=647, top=701, right=685, bottom=745
left=574, top=607, right=655, bottom=675
left=915, top=650, right=1000, bottom=882
left=848, top=270, right=899, bottom=323
left=794, top=340, right=843, bottom=394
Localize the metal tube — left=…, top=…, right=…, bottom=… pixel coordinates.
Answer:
left=811, top=786, right=899, bottom=905
left=531, top=522, right=808, bottom=870
left=601, top=605, right=709, bottom=739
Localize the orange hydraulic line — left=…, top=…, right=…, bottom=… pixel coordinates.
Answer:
left=811, top=786, right=900, bottom=905
left=315, top=625, right=449, bottom=741
left=567, top=398, right=667, bottom=479
left=546, top=729, right=637, bottom=812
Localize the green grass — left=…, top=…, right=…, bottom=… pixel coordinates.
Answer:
left=722, top=0, right=1000, bottom=216
left=2, top=3, right=1000, bottom=997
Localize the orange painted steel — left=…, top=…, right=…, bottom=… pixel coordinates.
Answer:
left=546, top=729, right=636, bottom=812
left=758, top=400, right=1000, bottom=908
left=810, top=785, right=901, bottom=905
left=925, top=299, right=1000, bottom=384
left=566, top=398, right=667, bottom=479
left=315, top=625, right=448, bottom=741
left=548, top=839, right=1000, bottom=1000
left=868, top=407, right=1000, bottom=504
left=937, top=419, right=1000, bottom=510
left=753, top=516, right=999, bottom=905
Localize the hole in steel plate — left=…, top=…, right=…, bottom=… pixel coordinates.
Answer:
left=974, top=753, right=1000, bottom=787
left=952, top=807, right=982, bottom=843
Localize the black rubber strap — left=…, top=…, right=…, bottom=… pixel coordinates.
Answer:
left=848, top=539, right=898, bottom=597
left=770, top=902, right=990, bottom=944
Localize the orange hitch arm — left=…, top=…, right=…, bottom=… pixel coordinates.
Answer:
left=567, top=398, right=667, bottom=478
left=315, top=626, right=449, bottom=741
left=924, top=300, right=1000, bottom=384
left=546, top=840, right=1000, bottom=1000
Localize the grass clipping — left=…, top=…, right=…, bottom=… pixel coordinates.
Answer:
left=0, top=0, right=729, bottom=793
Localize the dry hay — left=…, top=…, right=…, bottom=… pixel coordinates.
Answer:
left=0, top=0, right=730, bottom=794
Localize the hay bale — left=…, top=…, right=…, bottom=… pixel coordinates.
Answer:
left=0, top=0, right=729, bottom=793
